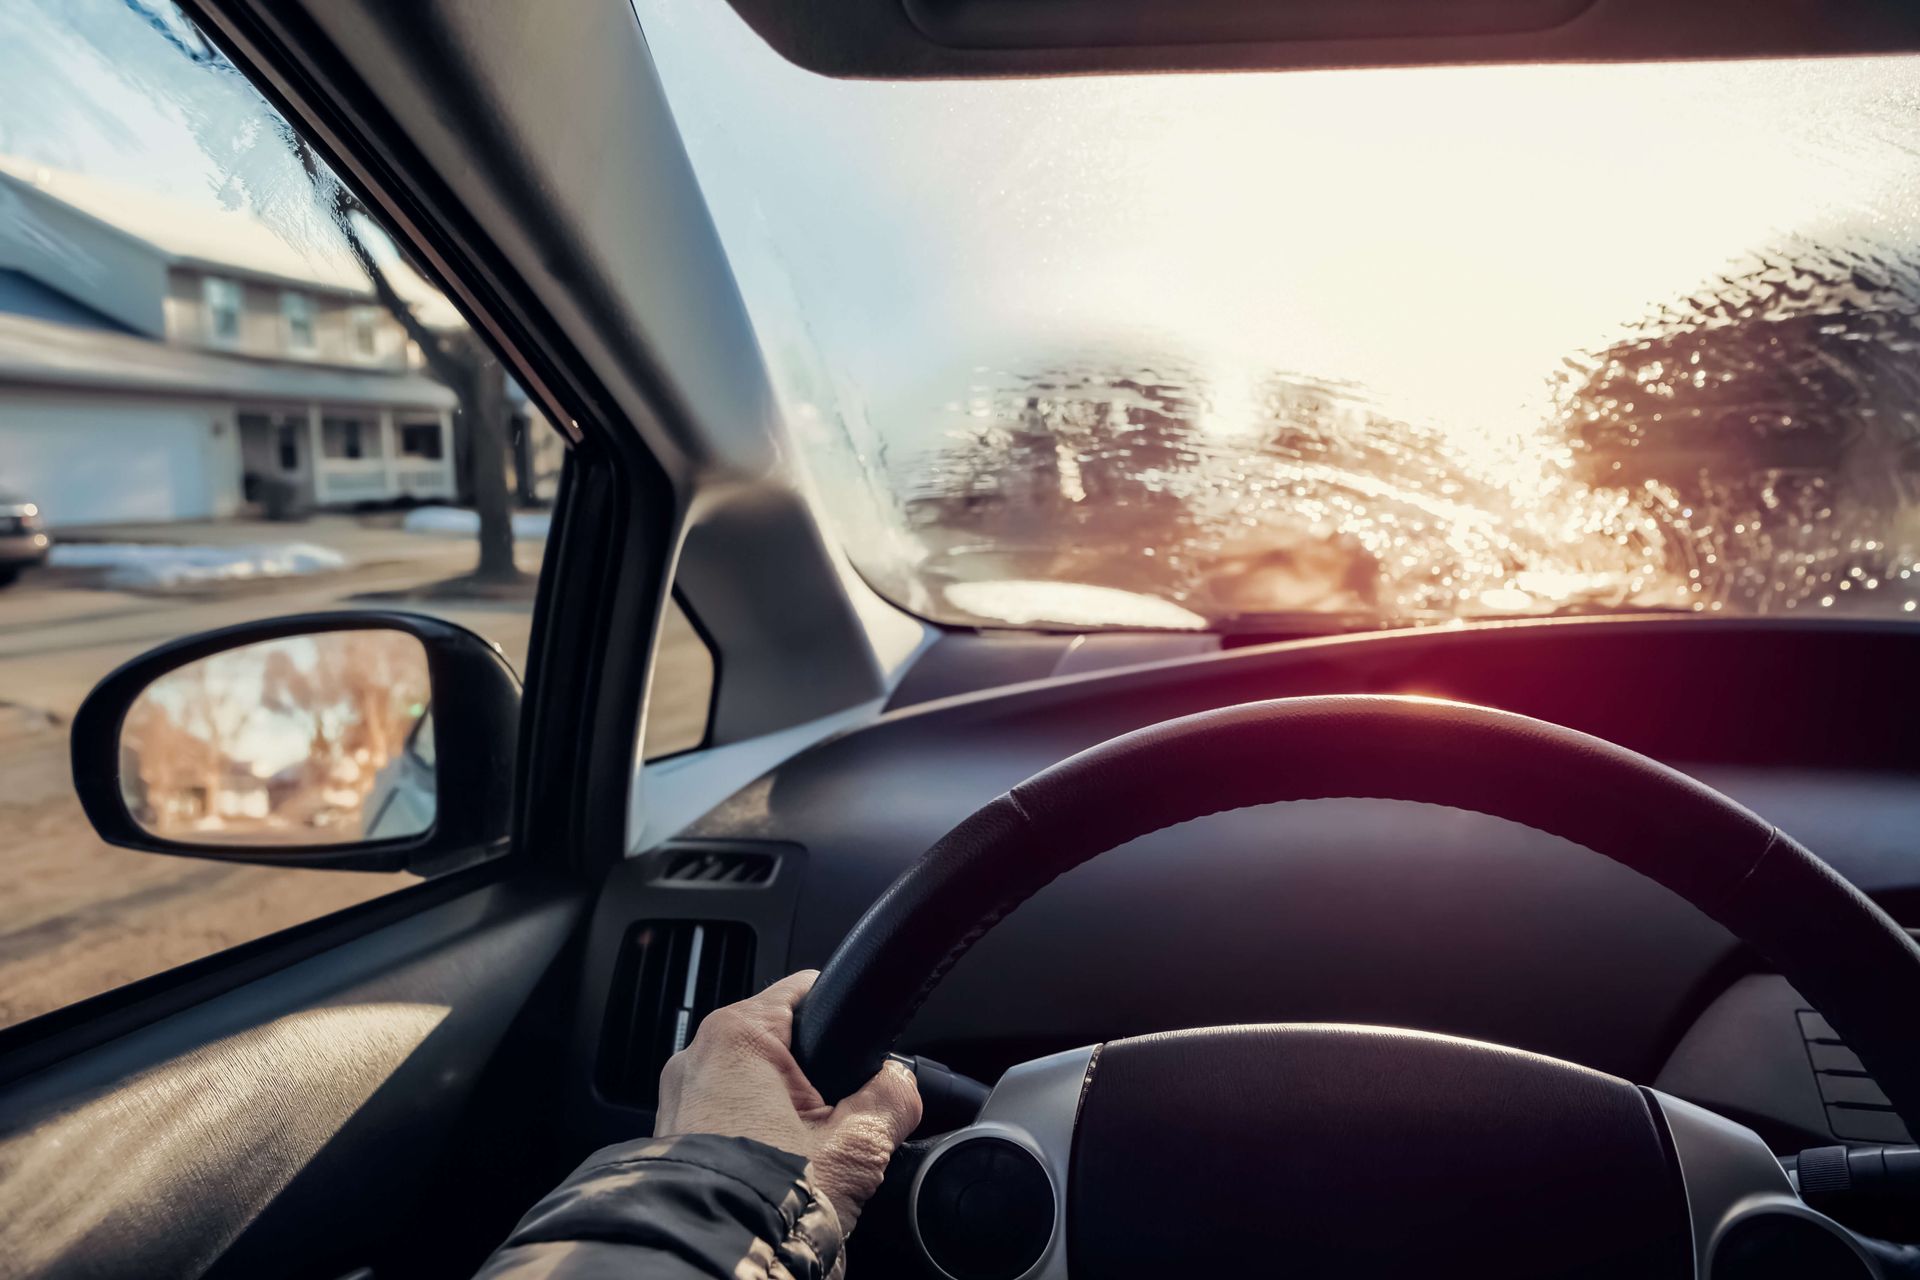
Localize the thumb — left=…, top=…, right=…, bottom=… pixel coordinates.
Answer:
left=810, top=1059, right=923, bottom=1235
left=834, top=1057, right=923, bottom=1146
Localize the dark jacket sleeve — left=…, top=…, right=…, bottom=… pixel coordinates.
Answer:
left=473, top=1134, right=846, bottom=1280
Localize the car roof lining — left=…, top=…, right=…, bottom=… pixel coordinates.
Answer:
left=720, top=0, right=1920, bottom=78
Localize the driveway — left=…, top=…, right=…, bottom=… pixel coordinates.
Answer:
left=0, top=515, right=702, bottom=1030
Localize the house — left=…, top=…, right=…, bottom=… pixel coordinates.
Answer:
left=0, top=156, right=468, bottom=526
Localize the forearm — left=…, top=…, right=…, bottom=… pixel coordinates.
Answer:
left=473, top=1134, right=845, bottom=1280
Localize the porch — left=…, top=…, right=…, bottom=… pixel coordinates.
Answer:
left=238, top=403, right=457, bottom=509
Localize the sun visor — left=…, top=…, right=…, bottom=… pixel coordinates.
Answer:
left=723, top=0, right=1920, bottom=78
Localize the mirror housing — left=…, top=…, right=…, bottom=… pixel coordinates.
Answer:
left=70, top=611, right=519, bottom=874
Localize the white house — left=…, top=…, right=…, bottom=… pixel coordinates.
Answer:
left=0, top=157, right=464, bottom=527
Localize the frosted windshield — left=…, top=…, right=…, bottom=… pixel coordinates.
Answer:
left=638, top=2, right=1920, bottom=631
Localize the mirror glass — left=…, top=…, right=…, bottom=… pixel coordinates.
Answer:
left=118, top=630, right=433, bottom=847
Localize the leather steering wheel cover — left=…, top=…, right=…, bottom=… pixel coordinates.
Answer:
left=793, top=695, right=1920, bottom=1119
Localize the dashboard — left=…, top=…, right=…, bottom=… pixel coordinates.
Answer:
left=573, top=617, right=1920, bottom=1155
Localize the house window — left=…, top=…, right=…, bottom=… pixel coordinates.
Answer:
left=281, top=291, right=316, bottom=353
left=277, top=423, right=300, bottom=471
left=399, top=421, right=444, bottom=460
left=351, top=307, right=380, bottom=359
left=321, top=415, right=378, bottom=460
left=202, top=276, right=241, bottom=346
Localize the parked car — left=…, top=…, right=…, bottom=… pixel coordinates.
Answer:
left=0, top=493, right=49, bottom=587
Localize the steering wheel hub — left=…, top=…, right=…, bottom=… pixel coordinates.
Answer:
left=914, top=1029, right=1883, bottom=1279
left=1070, top=1026, right=1689, bottom=1277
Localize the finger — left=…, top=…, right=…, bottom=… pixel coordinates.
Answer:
left=758, top=969, right=820, bottom=1007
left=831, top=1057, right=923, bottom=1147
left=727, top=969, right=819, bottom=1039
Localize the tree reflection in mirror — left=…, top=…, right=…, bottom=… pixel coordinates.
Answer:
left=118, top=631, right=433, bottom=847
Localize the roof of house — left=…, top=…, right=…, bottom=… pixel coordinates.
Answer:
left=0, top=156, right=462, bottom=328
left=0, top=311, right=457, bottom=408
left=0, top=268, right=135, bottom=335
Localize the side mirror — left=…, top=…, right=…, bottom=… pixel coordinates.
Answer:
left=70, top=612, right=519, bottom=874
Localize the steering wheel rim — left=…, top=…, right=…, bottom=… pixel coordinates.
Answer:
left=793, top=694, right=1920, bottom=1124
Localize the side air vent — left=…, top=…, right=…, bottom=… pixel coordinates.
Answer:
left=653, top=844, right=781, bottom=887
left=599, top=920, right=757, bottom=1106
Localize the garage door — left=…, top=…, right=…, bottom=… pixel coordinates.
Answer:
left=0, top=399, right=215, bottom=526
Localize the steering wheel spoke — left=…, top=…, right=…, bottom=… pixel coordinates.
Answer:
left=909, top=1046, right=1089, bottom=1280
left=1652, top=1090, right=1884, bottom=1276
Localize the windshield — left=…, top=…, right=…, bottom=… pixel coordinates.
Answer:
left=637, top=2, right=1920, bottom=632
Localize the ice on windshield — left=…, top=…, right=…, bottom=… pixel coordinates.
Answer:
left=638, top=1, right=1920, bottom=630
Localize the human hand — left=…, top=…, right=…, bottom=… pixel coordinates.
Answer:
left=655, top=970, right=923, bottom=1234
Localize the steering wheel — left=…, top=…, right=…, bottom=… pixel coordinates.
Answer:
left=790, top=696, right=1920, bottom=1278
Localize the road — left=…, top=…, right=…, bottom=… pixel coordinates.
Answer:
left=0, top=518, right=537, bottom=719
left=0, top=517, right=706, bottom=1029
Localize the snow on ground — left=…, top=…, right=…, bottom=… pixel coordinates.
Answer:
left=401, top=506, right=550, bottom=540
left=48, top=542, right=350, bottom=590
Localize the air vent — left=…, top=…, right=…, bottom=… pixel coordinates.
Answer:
left=654, top=845, right=779, bottom=886
left=599, top=920, right=757, bottom=1106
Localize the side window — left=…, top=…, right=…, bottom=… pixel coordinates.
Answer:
left=0, top=1, right=557, bottom=1030
left=643, top=596, right=716, bottom=759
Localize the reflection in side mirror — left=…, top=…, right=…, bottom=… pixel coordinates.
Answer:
left=74, top=610, right=518, bottom=872
left=118, top=631, right=433, bottom=846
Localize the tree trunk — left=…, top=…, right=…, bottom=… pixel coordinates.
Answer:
left=293, top=166, right=523, bottom=584
left=466, top=355, right=520, bottom=583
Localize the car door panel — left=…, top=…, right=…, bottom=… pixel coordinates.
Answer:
left=0, top=878, right=582, bottom=1280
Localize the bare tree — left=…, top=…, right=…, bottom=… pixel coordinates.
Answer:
left=261, top=630, right=429, bottom=782
left=297, top=149, right=522, bottom=584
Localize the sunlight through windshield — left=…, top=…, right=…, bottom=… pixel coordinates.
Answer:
left=636, top=0, right=1920, bottom=631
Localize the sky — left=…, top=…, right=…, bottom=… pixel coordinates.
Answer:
left=633, top=0, right=1920, bottom=449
